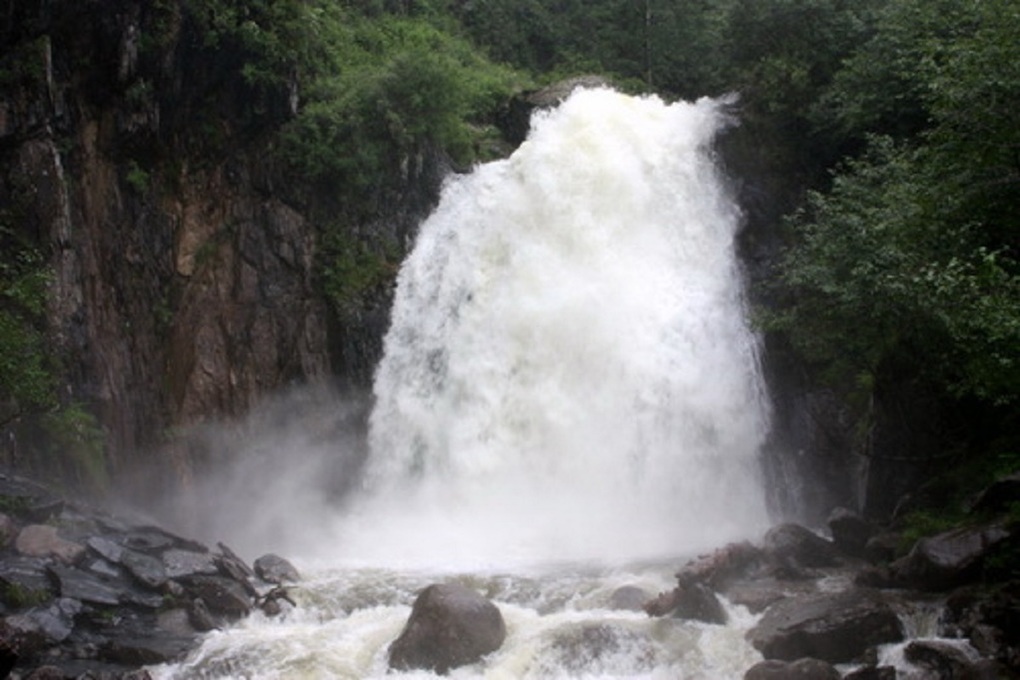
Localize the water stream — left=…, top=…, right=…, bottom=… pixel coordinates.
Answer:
left=152, top=87, right=772, bottom=678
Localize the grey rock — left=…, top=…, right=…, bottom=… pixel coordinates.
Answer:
left=388, top=583, right=506, bottom=674
left=182, top=576, right=251, bottom=619
left=47, top=565, right=121, bottom=606
left=608, top=585, right=649, bottom=612
left=253, top=553, right=299, bottom=584
left=120, top=548, right=167, bottom=589
left=744, top=657, right=841, bottom=680
left=891, top=522, right=1011, bottom=591
left=162, top=549, right=219, bottom=579
left=748, top=588, right=903, bottom=663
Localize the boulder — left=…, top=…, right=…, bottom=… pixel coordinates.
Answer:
left=253, top=553, right=300, bottom=584
left=864, top=532, right=901, bottom=564
left=181, top=576, right=252, bottom=619
left=744, top=657, right=840, bottom=680
left=763, top=524, right=840, bottom=571
left=827, top=507, right=876, bottom=559
left=672, top=584, right=728, bottom=625
left=890, top=522, right=1011, bottom=591
left=904, top=639, right=1000, bottom=679
left=608, top=585, right=649, bottom=612
left=388, top=583, right=506, bottom=674
left=676, top=541, right=762, bottom=589
left=748, top=588, right=903, bottom=663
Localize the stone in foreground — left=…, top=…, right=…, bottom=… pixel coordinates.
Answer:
left=388, top=582, right=506, bottom=674
left=748, top=588, right=903, bottom=663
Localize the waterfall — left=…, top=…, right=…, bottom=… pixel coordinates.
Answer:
left=341, top=87, right=769, bottom=568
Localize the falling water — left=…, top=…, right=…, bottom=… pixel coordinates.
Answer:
left=152, top=87, right=773, bottom=679
left=342, top=86, right=769, bottom=567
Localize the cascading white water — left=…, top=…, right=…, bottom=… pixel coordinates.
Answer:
left=339, top=87, right=770, bottom=568
left=151, top=87, right=775, bottom=680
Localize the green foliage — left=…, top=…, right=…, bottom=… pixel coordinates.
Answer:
left=1, top=582, right=52, bottom=609
left=320, top=231, right=397, bottom=317
left=124, top=160, right=151, bottom=193
left=42, top=403, right=108, bottom=493
left=277, top=13, right=524, bottom=191
left=0, top=226, right=56, bottom=415
left=769, top=0, right=1020, bottom=406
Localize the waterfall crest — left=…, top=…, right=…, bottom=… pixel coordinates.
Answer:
left=344, top=88, right=769, bottom=568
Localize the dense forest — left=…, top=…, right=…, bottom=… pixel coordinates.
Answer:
left=1, top=0, right=1017, bottom=528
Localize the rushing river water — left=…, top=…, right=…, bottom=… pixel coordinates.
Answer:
left=153, top=87, right=772, bottom=678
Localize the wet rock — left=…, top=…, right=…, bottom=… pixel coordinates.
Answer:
left=676, top=541, right=762, bottom=590
left=2, top=598, right=80, bottom=646
left=182, top=575, right=251, bottom=619
left=723, top=578, right=813, bottom=614
left=842, top=666, right=897, bottom=680
left=15, top=525, right=85, bottom=564
left=162, top=549, right=219, bottom=579
left=763, top=523, right=840, bottom=571
left=120, top=548, right=167, bottom=589
left=388, top=582, right=506, bottom=674
left=904, top=639, right=986, bottom=679
left=187, top=597, right=218, bottom=632
left=47, top=565, right=121, bottom=606
left=253, top=553, right=299, bottom=584
left=863, top=532, right=901, bottom=564
left=0, top=557, right=56, bottom=602
left=672, top=584, right=728, bottom=625
left=748, top=588, right=903, bottom=663
left=87, top=536, right=125, bottom=564
left=609, top=585, right=649, bottom=612
left=827, top=507, right=876, bottom=559
left=0, top=513, right=18, bottom=547
left=968, top=472, right=1020, bottom=516
left=744, top=657, right=840, bottom=679
left=101, top=635, right=195, bottom=666
left=890, top=522, right=1012, bottom=591
left=941, top=583, right=1020, bottom=669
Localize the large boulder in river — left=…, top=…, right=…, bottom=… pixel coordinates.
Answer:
left=748, top=588, right=903, bottom=663
left=890, top=522, right=1012, bottom=591
left=388, top=583, right=506, bottom=674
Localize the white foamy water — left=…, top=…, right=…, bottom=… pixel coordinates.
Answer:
left=152, top=87, right=772, bottom=678
left=347, top=87, right=769, bottom=568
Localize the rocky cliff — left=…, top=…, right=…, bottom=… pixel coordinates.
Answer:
left=0, top=1, right=447, bottom=492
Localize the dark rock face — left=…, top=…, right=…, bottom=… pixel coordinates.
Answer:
left=744, top=657, right=841, bottom=680
left=890, top=523, right=1012, bottom=591
left=827, top=507, right=877, bottom=559
left=388, top=583, right=506, bottom=674
left=0, top=0, right=449, bottom=494
left=748, top=588, right=904, bottom=663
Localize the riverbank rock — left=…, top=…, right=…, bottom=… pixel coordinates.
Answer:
left=388, top=582, right=506, bottom=674
left=763, top=523, right=841, bottom=571
left=0, top=473, right=291, bottom=677
left=744, top=657, right=840, bottom=680
left=748, top=588, right=904, bottom=663
left=889, top=522, right=1012, bottom=591
left=827, top=507, right=877, bottom=559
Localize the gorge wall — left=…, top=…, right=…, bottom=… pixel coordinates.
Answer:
left=0, top=0, right=446, bottom=490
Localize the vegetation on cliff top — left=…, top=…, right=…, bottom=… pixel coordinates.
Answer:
left=1, top=0, right=1017, bottom=507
